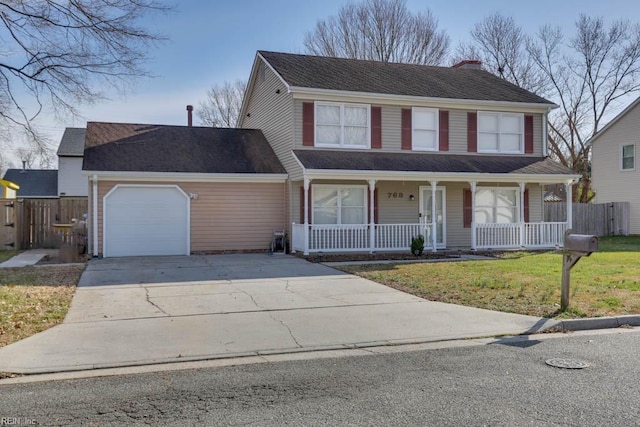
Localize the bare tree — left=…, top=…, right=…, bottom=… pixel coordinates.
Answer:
left=197, top=80, right=246, bottom=127
left=467, top=14, right=640, bottom=202
left=303, top=0, right=450, bottom=65
left=527, top=16, right=640, bottom=202
left=0, top=0, right=169, bottom=152
left=455, top=13, right=548, bottom=95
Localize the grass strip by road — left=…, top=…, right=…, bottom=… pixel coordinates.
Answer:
left=0, top=251, right=20, bottom=264
left=338, top=236, right=640, bottom=319
left=0, top=265, right=85, bottom=348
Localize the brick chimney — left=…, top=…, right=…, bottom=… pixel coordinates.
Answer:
left=186, top=105, right=193, bottom=127
left=452, top=60, right=482, bottom=70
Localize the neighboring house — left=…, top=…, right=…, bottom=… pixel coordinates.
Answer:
left=57, top=127, right=88, bottom=197
left=2, top=169, right=58, bottom=198
left=0, top=179, right=19, bottom=198
left=82, top=122, right=287, bottom=257
left=590, top=96, right=640, bottom=234
left=240, top=51, right=579, bottom=254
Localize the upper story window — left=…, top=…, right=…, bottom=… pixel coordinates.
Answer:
left=622, top=144, right=635, bottom=170
left=412, top=107, right=439, bottom=151
left=316, top=102, right=370, bottom=148
left=478, top=112, right=523, bottom=153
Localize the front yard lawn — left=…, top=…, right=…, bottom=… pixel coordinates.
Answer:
left=0, top=265, right=85, bottom=348
left=338, top=236, right=640, bottom=319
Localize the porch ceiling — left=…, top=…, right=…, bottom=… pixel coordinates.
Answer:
left=293, top=150, right=578, bottom=183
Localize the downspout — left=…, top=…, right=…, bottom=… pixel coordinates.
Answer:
left=542, top=110, right=549, bottom=157
left=92, top=174, right=98, bottom=257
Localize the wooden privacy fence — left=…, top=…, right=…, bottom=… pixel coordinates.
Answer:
left=544, top=202, right=630, bottom=236
left=1, top=198, right=88, bottom=250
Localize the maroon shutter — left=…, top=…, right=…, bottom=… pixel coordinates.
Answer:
left=524, top=115, right=534, bottom=154
left=371, top=106, right=382, bottom=149
left=401, top=108, right=412, bottom=150
left=374, top=189, right=378, bottom=223
left=302, top=102, right=314, bottom=146
left=524, top=189, right=530, bottom=223
left=299, top=187, right=312, bottom=223
left=439, top=110, right=449, bottom=151
left=467, top=112, right=477, bottom=153
left=463, top=188, right=472, bottom=228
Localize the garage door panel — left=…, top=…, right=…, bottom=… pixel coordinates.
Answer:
left=104, top=186, right=189, bottom=257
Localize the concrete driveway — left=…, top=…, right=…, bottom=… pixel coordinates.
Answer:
left=0, top=254, right=559, bottom=374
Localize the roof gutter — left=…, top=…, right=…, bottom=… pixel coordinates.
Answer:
left=288, top=86, right=558, bottom=112
left=82, top=171, right=288, bottom=183
left=302, top=168, right=579, bottom=185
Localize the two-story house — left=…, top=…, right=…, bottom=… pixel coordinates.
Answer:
left=240, top=51, right=579, bottom=254
left=590, top=96, right=640, bottom=234
left=81, top=50, right=578, bottom=258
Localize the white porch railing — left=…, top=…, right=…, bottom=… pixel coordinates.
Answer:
left=375, top=223, right=432, bottom=251
left=291, top=223, right=430, bottom=254
left=475, top=222, right=567, bottom=249
left=309, top=224, right=370, bottom=252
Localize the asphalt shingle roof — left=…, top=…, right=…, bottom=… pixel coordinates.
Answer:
left=2, top=169, right=58, bottom=197
left=56, top=127, right=86, bottom=156
left=259, top=51, right=554, bottom=105
left=83, top=122, right=286, bottom=174
left=293, top=150, right=575, bottom=176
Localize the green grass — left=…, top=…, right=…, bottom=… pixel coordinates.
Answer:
left=339, top=236, right=640, bottom=319
left=0, top=251, right=20, bottom=263
left=0, top=265, right=85, bottom=348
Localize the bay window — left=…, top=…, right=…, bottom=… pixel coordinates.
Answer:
left=316, top=102, right=370, bottom=148
left=478, top=112, right=523, bottom=153
left=312, top=185, right=367, bottom=224
left=475, top=188, right=519, bottom=223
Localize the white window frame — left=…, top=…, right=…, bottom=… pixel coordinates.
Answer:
left=311, top=184, right=368, bottom=225
left=412, top=107, right=439, bottom=151
left=474, top=187, right=521, bottom=224
left=477, top=112, right=524, bottom=154
left=621, top=143, right=635, bottom=171
left=315, top=102, right=371, bottom=149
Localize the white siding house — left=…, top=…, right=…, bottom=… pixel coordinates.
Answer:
left=590, top=97, right=640, bottom=234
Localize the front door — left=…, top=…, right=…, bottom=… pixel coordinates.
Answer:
left=420, top=186, right=446, bottom=247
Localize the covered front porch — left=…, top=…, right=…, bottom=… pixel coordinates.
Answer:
left=291, top=177, right=575, bottom=255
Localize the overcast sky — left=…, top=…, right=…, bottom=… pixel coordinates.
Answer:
left=17, top=0, right=640, bottom=168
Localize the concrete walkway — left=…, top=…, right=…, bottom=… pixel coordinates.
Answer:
left=0, top=249, right=57, bottom=268
left=0, top=254, right=561, bottom=374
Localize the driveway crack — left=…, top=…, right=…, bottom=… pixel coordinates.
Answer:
left=236, top=286, right=302, bottom=348
left=142, top=286, right=170, bottom=316
left=269, top=313, right=302, bottom=348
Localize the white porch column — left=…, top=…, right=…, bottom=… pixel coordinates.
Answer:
left=565, top=181, right=573, bottom=232
left=470, top=181, right=477, bottom=250
left=369, top=179, right=377, bottom=254
left=519, top=182, right=526, bottom=248
left=303, top=178, right=310, bottom=255
left=430, top=180, right=438, bottom=252
left=92, top=174, right=98, bottom=257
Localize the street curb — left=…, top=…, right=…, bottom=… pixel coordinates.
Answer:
left=555, top=315, right=640, bottom=331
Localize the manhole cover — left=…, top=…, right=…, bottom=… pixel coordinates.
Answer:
left=545, top=358, right=589, bottom=369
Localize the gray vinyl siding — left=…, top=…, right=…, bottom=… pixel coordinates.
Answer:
left=591, top=102, right=640, bottom=234
left=242, top=60, right=299, bottom=178
left=294, top=100, right=544, bottom=156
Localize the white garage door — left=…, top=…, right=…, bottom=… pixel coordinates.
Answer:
left=104, top=185, right=189, bottom=257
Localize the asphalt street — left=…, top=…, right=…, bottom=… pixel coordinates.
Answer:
left=1, top=329, right=638, bottom=426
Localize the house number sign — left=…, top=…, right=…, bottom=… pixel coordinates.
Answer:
left=387, top=192, right=404, bottom=199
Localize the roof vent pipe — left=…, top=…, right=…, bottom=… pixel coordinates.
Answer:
left=186, top=105, right=193, bottom=127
